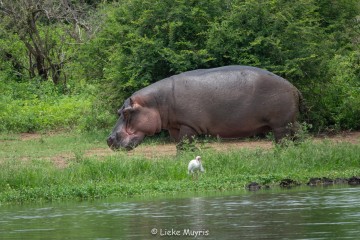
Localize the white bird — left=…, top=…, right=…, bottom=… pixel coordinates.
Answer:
left=188, top=156, right=205, bottom=177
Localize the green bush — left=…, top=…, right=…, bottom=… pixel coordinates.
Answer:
left=0, top=80, right=90, bottom=132
left=80, top=0, right=360, bottom=131
left=311, top=53, right=360, bottom=130
left=80, top=0, right=225, bottom=109
left=78, top=102, right=116, bottom=132
left=0, top=97, right=90, bottom=133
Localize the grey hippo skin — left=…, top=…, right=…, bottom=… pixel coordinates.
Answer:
left=107, top=65, right=303, bottom=150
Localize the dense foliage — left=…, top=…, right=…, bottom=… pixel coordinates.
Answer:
left=1, top=0, right=359, bottom=132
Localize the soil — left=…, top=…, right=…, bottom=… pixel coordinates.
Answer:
left=12, top=131, right=360, bottom=168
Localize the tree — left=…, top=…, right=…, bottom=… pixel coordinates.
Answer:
left=0, top=0, right=94, bottom=85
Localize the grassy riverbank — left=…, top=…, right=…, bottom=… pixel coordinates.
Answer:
left=0, top=132, right=359, bottom=204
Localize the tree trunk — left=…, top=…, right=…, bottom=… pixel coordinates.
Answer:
left=35, top=54, right=48, bottom=80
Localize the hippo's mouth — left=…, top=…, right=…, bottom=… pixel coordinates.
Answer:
left=107, top=132, right=144, bottom=151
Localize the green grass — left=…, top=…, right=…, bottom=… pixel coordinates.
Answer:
left=0, top=131, right=108, bottom=160
left=0, top=132, right=359, bottom=204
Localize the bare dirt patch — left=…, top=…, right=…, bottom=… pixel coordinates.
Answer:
left=208, top=139, right=272, bottom=151
left=51, top=155, right=70, bottom=169
left=20, top=133, right=43, bottom=141
left=316, top=131, right=360, bottom=144
left=13, top=131, right=65, bottom=141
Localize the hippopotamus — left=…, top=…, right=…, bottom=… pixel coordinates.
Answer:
left=107, top=65, right=303, bottom=150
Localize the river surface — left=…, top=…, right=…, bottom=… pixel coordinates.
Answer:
left=0, top=185, right=359, bottom=239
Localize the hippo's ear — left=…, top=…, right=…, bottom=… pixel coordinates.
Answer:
left=123, top=98, right=135, bottom=118
left=129, top=97, right=134, bottom=107
left=123, top=106, right=134, bottom=118
left=124, top=97, right=136, bottom=108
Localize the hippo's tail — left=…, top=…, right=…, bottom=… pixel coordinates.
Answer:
left=298, top=90, right=306, bottom=114
left=297, top=90, right=310, bottom=121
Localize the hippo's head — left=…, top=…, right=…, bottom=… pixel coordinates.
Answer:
left=107, top=96, right=161, bottom=151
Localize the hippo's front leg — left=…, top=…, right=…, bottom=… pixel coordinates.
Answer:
left=176, top=125, right=197, bottom=151
left=168, top=128, right=180, bottom=142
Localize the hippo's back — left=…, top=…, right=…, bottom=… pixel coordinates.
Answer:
left=171, top=65, right=296, bottom=108
left=167, top=66, right=300, bottom=137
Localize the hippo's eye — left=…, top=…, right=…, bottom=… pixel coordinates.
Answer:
left=122, top=109, right=130, bottom=120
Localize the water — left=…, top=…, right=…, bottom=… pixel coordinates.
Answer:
left=0, top=185, right=359, bottom=239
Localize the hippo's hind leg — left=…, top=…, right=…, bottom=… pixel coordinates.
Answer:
left=273, top=126, right=291, bottom=144
left=272, top=122, right=299, bottom=144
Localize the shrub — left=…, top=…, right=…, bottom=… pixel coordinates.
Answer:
left=80, top=0, right=360, bottom=131
left=0, top=81, right=92, bottom=132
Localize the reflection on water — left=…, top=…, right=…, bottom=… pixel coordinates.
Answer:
left=0, top=185, right=359, bottom=239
